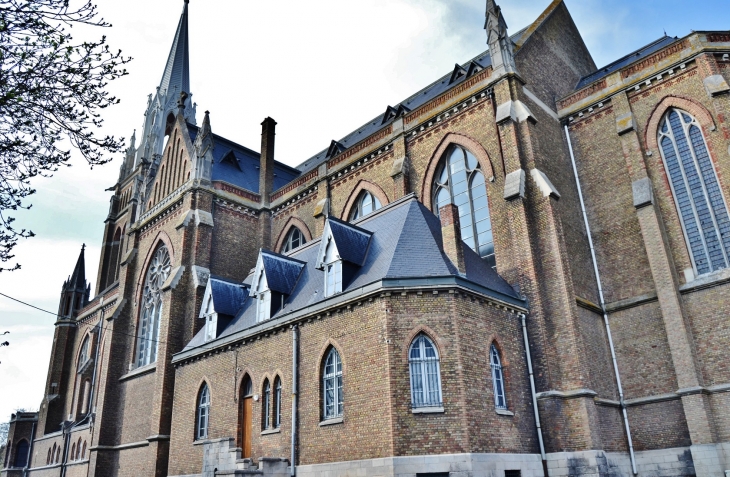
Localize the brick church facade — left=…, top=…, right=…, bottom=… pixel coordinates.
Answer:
left=2, top=0, right=730, bottom=476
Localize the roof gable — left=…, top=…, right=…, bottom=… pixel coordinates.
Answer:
left=316, top=218, right=373, bottom=268
left=251, top=250, right=306, bottom=296
left=199, top=277, right=249, bottom=318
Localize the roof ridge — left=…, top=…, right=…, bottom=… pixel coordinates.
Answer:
left=350, top=192, right=418, bottom=226
left=513, top=0, right=564, bottom=50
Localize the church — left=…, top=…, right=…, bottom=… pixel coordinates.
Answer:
left=2, top=0, right=730, bottom=475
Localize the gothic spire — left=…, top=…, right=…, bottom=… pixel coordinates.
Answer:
left=159, top=0, right=191, bottom=96
left=68, top=244, right=87, bottom=291
left=485, top=0, right=516, bottom=76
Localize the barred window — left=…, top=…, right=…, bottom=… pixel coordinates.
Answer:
left=322, top=347, right=343, bottom=420
left=433, top=145, right=494, bottom=267
left=409, top=334, right=442, bottom=408
left=136, top=246, right=171, bottom=367
left=659, top=108, right=730, bottom=275
left=274, top=377, right=282, bottom=428
left=197, top=384, right=210, bottom=440
left=281, top=227, right=306, bottom=253
left=349, top=191, right=382, bottom=221
left=490, top=344, right=507, bottom=410
left=262, top=379, right=271, bottom=430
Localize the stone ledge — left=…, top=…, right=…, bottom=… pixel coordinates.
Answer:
left=260, top=428, right=281, bottom=436
left=411, top=406, right=445, bottom=414
left=496, top=408, right=515, bottom=416
left=118, top=363, right=156, bottom=382
left=318, top=417, right=343, bottom=427
left=680, top=267, right=730, bottom=293
left=536, top=388, right=597, bottom=400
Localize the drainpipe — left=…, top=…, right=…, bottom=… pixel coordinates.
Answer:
left=23, top=420, right=36, bottom=477
left=564, top=125, right=638, bottom=475
left=290, top=325, right=299, bottom=477
left=520, top=313, right=547, bottom=474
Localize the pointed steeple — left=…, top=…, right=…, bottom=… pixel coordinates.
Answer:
left=485, top=0, right=516, bottom=76
left=69, top=244, right=87, bottom=291
left=159, top=0, right=191, bottom=97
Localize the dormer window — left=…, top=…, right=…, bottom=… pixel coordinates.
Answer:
left=199, top=277, right=248, bottom=342
left=249, top=250, right=306, bottom=323
left=255, top=272, right=272, bottom=323
left=316, top=217, right=373, bottom=298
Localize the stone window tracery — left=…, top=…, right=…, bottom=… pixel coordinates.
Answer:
left=136, top=245, right=171, bottom=367
left=658, top=108, right=730, bottom=276
left=433, top=145, right=494, bottom=267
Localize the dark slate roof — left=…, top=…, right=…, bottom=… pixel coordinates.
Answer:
left=293, top=48, right=497, bottom=175
left=575, top=35, right=679, bottom=90
left=159, top=1, right=190, bottom=95
left=325, top=218, right=373, bottom=266
left=187, top=124, right=300, bottom=194
left=182, top=197, right=522, bottom=352
left=209, top=277, right=249, bottom=317
left=260, top=251, right=306, bottom=295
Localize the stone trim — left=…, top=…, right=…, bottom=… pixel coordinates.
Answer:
left=192, top=437, right=234, bottom=447
left=91, top=440, right=149, bottom=451
left=260, top=428, right=281, bottom=435
left=604, top=292, right=658, bottom=313
left=147, top=434, right=170, bottom=442
left=536, top=388, right=597, bottom=400
left=496, top=409, right=515, bottom=416
left=119, top=363, right=156, bottom=382
left=679, top=267, right=730, bottom=293
left=318, top=417, right=344, bottom=427
left=411, top=406, right=444, bottom=414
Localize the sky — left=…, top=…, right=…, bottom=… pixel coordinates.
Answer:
left=0, top=0, right=726, bottom=422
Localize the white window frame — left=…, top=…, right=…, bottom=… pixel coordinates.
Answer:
left=263, top=380, right=271, bottom=430
left=322, top=348, right=343, bottom=420
left=274, top=377, right=282, bottom=428
left=409, top=334, right=443, bottom=409
left=323, top=238, right=343, bottom=297
left=197, top=384, right=210, bottom=440
left=349, top=190, right=382, bottom=221
left=490, top=344, right=507, bottom=410
left=282, top=227, right=306, bottom=253
left=254, top=270, right=272, bottom=323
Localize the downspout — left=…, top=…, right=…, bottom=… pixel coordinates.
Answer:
left=520, top=313, right=547, bottom=474
left=290, top=325, right=299, bottom=477
left=564, top=125, right=638, bottom=475
left=23, top=421, right=36, bottom=477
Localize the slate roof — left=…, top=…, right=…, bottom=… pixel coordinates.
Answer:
left=159, top=1, right=190, bottom=96
left=187, top=124, right=300, bottom=194
left=323, top=218, right=373, bottom=267
left=575, top=35, right=679, bottom=90
left=258, top=251, right=306, bottom=295
left=208, top=277, right=249, bottom=317
left=182, top=196, right=522, bottom=352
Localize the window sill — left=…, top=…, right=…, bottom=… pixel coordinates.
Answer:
left=411, top=406, right=445, bottom=414
left=319, top=417, right=343, bottom=427
left=496, top=409, right=514, bottom=416
left=679, top=267, right=730, bottom=293
left=118, top=362, right=156, bottom=382
left=261, top=428, right=281, bottom=436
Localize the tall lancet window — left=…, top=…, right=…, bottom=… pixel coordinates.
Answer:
left=433, top=145, right=495, bottom=267
left=136, top=246, right=171, bottom=367
left=658, top=108, right=730, bottom=276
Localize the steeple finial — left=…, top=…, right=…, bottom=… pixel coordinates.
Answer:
left=159, top=0, right=190, bottom=96
left=69, top=244, right=87, bottom=290
left=485, top=0, right=516, bottom=76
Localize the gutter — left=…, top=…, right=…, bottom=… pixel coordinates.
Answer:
left=520, top=313, right=547, bottom=475
left=290, top=326, right=298, bottom=476
left=564, top=125, right=638, bottom=475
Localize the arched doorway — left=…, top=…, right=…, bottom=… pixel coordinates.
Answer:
left=239, top=375, right=253, bottom=458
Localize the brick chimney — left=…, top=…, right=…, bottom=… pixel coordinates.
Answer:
left=259, top=117, right=277, bottom=207
left=439, top=203, right=466, bottom=275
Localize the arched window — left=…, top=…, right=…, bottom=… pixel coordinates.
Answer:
left=274, top=377, right=282, bottom=429
left=433, top=145, right=495, bottom=267
left=82, top=441, right=87, bottom=459
left=197, top=384, right=210, bottom=440
left=658, top=108, right=730, bottom=276
left=322, top=348, right=343, bottom=420
left=195, top=384, right=210, bottom=439
left=349, top=191, right=382, bottom=221
left=46, top=448, right=51, bottom=465
left=409, top=334, right=442, bottom=408
left=281, top=227, right=306, bottom=253
left=490, top=344, right=507, bottom=410
left=70, top=443, right=76, bottom=462
left=76, top=437, right=82, bottom=460
left=13, top=440, right=29, bottom=468
left=136, top=245, right=171, bottom=367
left=262, top=379, right=271, bottom=430
left=55, top=446, right=60, bottom=463
left=78, top=335, right=90, bottom=369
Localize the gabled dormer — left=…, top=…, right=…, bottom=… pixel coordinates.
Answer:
left=199, top=277, right=248, bottom=341
left=316, top=218, right=373, bottom=297
left=449, top=63, right=468, bottom=84
left=249, top=250, right=306, bottom=322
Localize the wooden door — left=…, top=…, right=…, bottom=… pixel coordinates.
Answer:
left=242, top=397, right=252, bottom=458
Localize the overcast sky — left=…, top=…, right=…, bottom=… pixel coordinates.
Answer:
left=0, top=0, right=725, bottom=422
